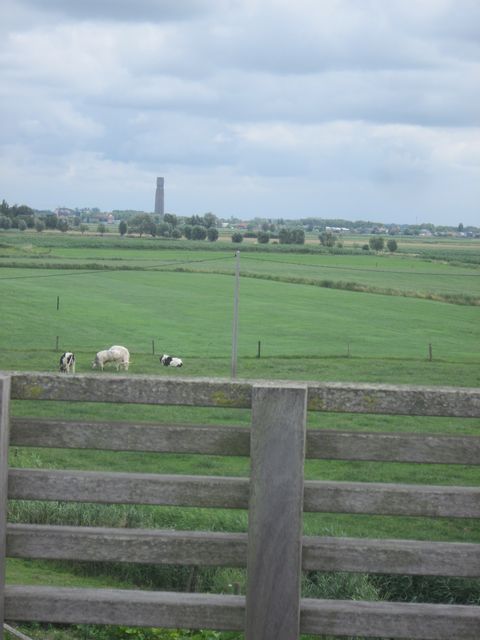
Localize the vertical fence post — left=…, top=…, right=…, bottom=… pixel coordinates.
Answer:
left=246, top=384, right=307, bottom=640
left=257, top=341, right=261, bottom=359
left=429, top=343, right=433, bottom=362
left=0, top=375, right=12, bottom=640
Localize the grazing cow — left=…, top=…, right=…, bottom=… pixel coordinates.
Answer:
left=92, top=345, right=130, bottom=371
left=160, top=354, right=183, bottom=367
left=59, top=351, right=76, bottom=374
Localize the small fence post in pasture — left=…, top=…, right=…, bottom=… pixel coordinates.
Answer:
left=231, top=250, right=240, bottom=378
left=246, top=384, right=307, bottom=640
left=257, top=341, right=261, bottom=359
left=56, top=296, right=60, bottom=311
left=152, top=340, right=155, bottom=356
left=429, top=343, right=433, bottom=362
left=0, top=374, right=12, bottom=640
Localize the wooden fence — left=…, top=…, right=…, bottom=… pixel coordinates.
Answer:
left=1, top=372, right=480, bottom=639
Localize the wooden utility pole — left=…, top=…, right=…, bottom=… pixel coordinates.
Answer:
left=231, top=250, right=240, bottom=378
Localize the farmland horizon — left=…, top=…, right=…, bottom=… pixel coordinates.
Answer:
left=0, top=228, right=478, bottom=387
left=2, top=196, right=479, bottom=235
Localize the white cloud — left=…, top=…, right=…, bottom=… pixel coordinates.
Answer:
left=0, top=0, right=479, bottom=225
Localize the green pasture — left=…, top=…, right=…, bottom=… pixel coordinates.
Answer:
left=1, top=231, right=479, bottom=304
left=0, top=267, right=479, bottom=381
left=1, top=231, right=479, bottom=631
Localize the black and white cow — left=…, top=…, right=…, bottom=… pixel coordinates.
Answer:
left=160, top=354, right=183, bottom=367
left=59, top=351, right=76, bottom=373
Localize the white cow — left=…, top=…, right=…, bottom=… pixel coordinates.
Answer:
left=92, top=345, right=130, bottom=371
left=160, top=354, right=183, bottom=367
left=59, top=351, right=76, bottom=374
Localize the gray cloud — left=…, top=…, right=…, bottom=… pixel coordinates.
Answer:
left=13, top=0, right=222, bottom=22
left=0, top=0, right=479, bottom=224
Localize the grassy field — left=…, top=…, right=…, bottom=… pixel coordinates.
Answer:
left=1, top=230, right=479, bottom=639
left=0, top=231, right=479, bottom=377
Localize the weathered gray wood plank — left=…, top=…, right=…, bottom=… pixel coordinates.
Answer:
left=6, top=524, right=247, bottom=567
left=300, top=598, right=480, bottom=639
left=4, top=586, right=245, bottom=631
left=307, top=381, right=480, bottom=417
left=7, top=524, right=480, bottom=577
left=9, top=373, right=480, bottom=417
left=8, top=469, right=479, bottom=517
left=0, top=375, right=11, bottom=640
left=306, top=429, right=480, bottom=465
left=11, top=418, right=480, bottom=465
left=9, top=418, right=250, bottom=456
left=5, top=587, right=480, bottom=639
left=8, top=469, right=250, bottom=508
left=302, top=535, right=480, bottom=577
left=3, top=623, right=34, bottom=640
left=246, top=384, right=307, bottom=640
left=304, top=480, right=480, bottom=517
left=9, top=374, right=252, bottom=408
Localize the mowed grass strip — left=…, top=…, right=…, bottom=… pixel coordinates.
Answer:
left=1, top=239, right=479, bottom=302
left=0, top=267, right=478, bottom=368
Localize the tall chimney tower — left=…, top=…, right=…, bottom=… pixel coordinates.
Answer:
left=154, top=177, right=164, bottom=216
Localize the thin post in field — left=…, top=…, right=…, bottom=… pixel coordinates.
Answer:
left=231, top=250, right=240, bottom=378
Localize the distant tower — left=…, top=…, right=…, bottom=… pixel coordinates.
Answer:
left=154, top=177, right=164, bottom=216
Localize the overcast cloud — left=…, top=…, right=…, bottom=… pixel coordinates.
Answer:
left=1, top=0, right=479, bottom=225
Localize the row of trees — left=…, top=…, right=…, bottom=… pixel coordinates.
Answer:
left=1, top=198, right=397, bottom=250
left=319, top=230, right=398, bottom=252
left=120, top=213, right=220, bottom=241
left=368, top=236, right=398, bottom=252
left=0, top=200, right=35, bottom=230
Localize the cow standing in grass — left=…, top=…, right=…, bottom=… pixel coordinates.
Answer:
left=59, top=352, right=76, bottom=374
left=92, top=345, right=130, bottom=371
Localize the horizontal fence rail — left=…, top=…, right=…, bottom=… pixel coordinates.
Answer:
left=8, top=469, right=480, bottom=518
left=9, top=373, right=480, bottom=416
left=6, top=524, right=480, bottom=577
left=10, top=417, right=480, bottom=464
left=4, top=587, right=480, bottom=640
left=1, top=372, right=480, bottom=640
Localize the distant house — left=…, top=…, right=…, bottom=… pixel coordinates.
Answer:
left=325, top=226, right=350, bottom=233
left=54, top=207, right=76, bottom=218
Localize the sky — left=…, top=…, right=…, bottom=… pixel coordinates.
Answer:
left=1, top=0, right=479, bottom=226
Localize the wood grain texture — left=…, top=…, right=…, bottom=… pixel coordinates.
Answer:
left=9, top=418, right=251, bottom=456
left=11, top=418, right=480, bottom=465
left=304, top=480, right=480, bottom=517
left=4, top=587, right=480, bottom=639
left=8, top=469, right=479, bottom=517
left=4, top=586, right=245, bottom=631
left=246, top=384, right=307, bottom=640
left=0, top=375, right=11, bottom=640
left=301, top=535, right=480, bottom=577
left=7, top=524, right=480, bottom=577
left=9, top=374, right=252, bottom=408
left=6, top=524, right=247, bottom=567
left=8, top=373, right=480, bottom=416
left=307, top=381, right=480, bottom=417
left=300, top=598, right=480, bottom=639
left=306, top=429, right=480, bottom=465
left=7, top=469, right=250, bottom=509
